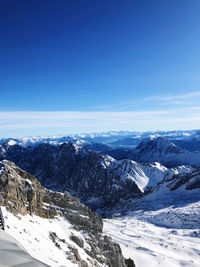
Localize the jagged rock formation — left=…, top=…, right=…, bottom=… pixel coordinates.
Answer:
left=0, top=160, right=134, bottom=267
left=158, top=168, right=200, bottom=192
left=0, top=142, right=143, bottom=209
left=101, top=164, right=200, bottom=217
left=0, top=142, right=192, bottom=212
left=0, top=160, right=55, bottom=218
left=127, top=167, right=200, bottom=215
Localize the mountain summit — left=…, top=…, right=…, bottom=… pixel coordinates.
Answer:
left=132, top=137, right=200, bottom=167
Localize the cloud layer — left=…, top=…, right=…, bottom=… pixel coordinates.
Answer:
left=92, top=91, right=200, bottom=111
left=0, top=107, right=199, bottom=137
left=0, top=92, right=200, bottom=137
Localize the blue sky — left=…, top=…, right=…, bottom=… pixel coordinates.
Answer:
left=0, top=0, right=200, bottom=137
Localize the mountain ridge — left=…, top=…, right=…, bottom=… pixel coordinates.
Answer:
left=131, top=136, right=200, bottom=167
left=0, top=141, right=193, bottom=212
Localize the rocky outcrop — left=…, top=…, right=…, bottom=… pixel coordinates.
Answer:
left=0, top=160, right=134, bottom=267
left=125, top=258, right=136, bottom=267
left=45, top=191, right=103, bottom=235
left=0, top=160, right=56, bottom=218
left=163, top=169, right=200, bottom=191
left=0, top=142, right=142, bottom=210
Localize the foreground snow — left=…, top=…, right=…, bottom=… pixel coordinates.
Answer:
left=104, top=201, right=200, bottom=267
left=1, top=207, right=99, bottom=267
left=0, top=229, right=48, bottom=266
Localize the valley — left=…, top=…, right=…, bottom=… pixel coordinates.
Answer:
left=104, top=202, right=200, bottom=267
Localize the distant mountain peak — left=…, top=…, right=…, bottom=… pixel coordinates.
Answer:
left=131, top=136, right=200, bottom=168
left=136, top=136, right=182, bottom=154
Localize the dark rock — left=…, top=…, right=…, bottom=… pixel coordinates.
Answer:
left=0, top=142, right=142, bottom=211
left=125, top=258, right=136, bottom=267
left=70, top=234, right=84, bottom=248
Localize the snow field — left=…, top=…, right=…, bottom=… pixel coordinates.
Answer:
left=104, top=203, right=200, bottom=267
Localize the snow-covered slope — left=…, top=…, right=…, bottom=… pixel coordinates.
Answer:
left=2, top=208, right=101, bottom=267
left=0, top=160, right=131, bottom=267
left=104, top=168, right=200, bottom=267
left=104, top=201, right=200, bottom=267
left=132, top=136, right=200, bottom=167
left=133, top=167, right=200, bottom=212
left=0, top=229, right=49, bottom=266
left=109, top=159, right=192, bottom=192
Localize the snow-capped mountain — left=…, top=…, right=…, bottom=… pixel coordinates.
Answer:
left=0, top=131, right=139, bottom=148
left=109, top=160, right=192, bottom=192
left=0, top=142, right=142, bottom=209
left=0, top=133, right=200, bottom=267
left=140, top=166, right=200, bottom=211
left=0, top=136, right=111, bottom=153
left=170, top=130, right=200, bottom=152
left=0, top=160, right=134, bottom=267
left=0, top=141, right=193, bottom=212
left=1, top=129, right=199, bottom=148
left=103, top=164, right=200, bottom=267
left=97, top=150, right=200, bottom=217
left=131, top=136, right=200, bottom=167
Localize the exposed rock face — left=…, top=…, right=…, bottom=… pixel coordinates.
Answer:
left=0, top=160, right=133, bottom=267
left=163, top=169, right=200, bottom=191
left=0, top=142, right=142, bottom=210
left=0, top=160, right=56, bottom=218
left=125, top=258, right=136, bottom=267
left=45, top=191, right=103, bottom=235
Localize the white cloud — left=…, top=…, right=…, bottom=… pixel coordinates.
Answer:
left=0, top=107, right=199, bottom=137
left=144, top=91, right=200, bottom=103
left=91, top=91, right=200, bottom=111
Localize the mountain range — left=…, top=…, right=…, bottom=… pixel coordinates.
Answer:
left=0, top=140, right=194, bottom=211
left=1, top=129, right=200, bottom=149
left=0, top=130, right=200, bottom=266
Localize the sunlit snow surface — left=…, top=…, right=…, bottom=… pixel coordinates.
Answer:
left=1, top=207, right=98, bottom=267
left=0, top=229, right=48, bottom=266
left=104, top=201, right=200, bottom=267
